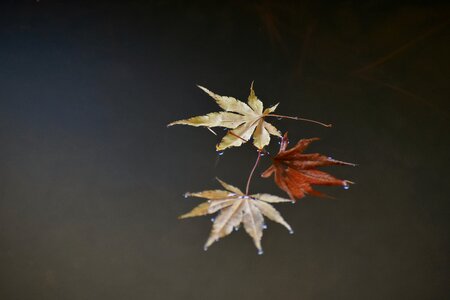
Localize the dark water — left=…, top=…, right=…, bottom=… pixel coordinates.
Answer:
left=0, top=1, right=449, bottom=299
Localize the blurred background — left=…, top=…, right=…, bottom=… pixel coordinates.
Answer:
left=0, top=1, right=449, bottom=299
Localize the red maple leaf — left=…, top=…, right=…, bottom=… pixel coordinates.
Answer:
left=261, top=133, right=355, bottom=200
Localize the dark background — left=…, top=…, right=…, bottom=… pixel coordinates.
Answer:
left=0, top=1, right=449, bottom=299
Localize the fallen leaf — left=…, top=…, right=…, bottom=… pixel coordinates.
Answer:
left=261, top=133, right=355, bottom=200
left=168, top=83, right=281, bottom=151
left=180, top=178, right=292, bottom=253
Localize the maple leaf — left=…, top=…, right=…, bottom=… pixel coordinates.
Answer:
left=179, top=178, right=293, bottom=254
left=168, top=83, right=282, bottom=151
left=261, top=133, right=355, bottom=200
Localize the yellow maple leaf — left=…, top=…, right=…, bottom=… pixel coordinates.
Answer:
left=168, top=83, right=282, bottom=151
left=180, top=178, right=293, bottom=254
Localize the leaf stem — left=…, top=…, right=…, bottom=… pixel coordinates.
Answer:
left=206, top=127, right=217, bottom=135
left=245, top=150, right=262, bottom=195
left=266, top=114, right=332, bottom=127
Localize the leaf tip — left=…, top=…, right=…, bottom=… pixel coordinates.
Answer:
left=167, top=120, right=185, bottom=127
left=197, top=85, right=210, bottom=94
left=215, top=143, right=225, bottom=152
left=344, top=180, right=355, bottom=186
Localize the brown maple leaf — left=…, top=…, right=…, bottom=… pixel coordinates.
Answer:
left=261, top=133, right=355, bottom=200
left=179, top=178, right=293, bottom=254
